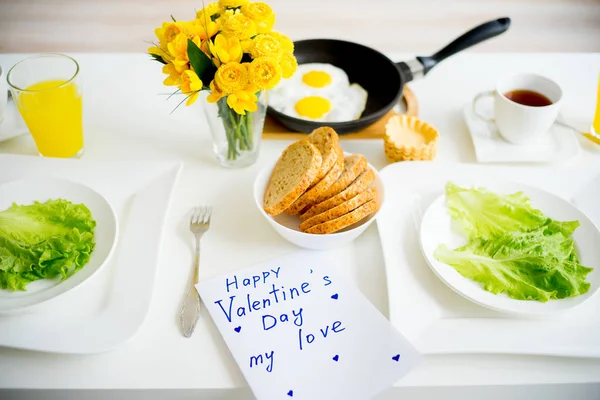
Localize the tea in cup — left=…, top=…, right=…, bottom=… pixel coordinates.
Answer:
left=472, top=73, right=563, bottom=144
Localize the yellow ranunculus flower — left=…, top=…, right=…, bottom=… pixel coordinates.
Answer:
left=241, top=2, right=275, bottom=33
left=187, top=18, right=219, bottom=40
left=209, top=34, right=243, bottom=66
left=222, top=13, right=257, bottom=41
left=200, top=39, right=211, bottom=57
left=155, top=22, right=185, bottom=47
left=248, top=56, right=282, bottom=90
left=268, top=31, right=294, bottom=53
left=148, top=45, right=173, bottom=62
left=207, top=80, right=225, bottom=103
left=148, top=45, right=161, bottom=55
left=180, top=70, right=203, bottom=105
left=220, top=7, right=237, bottom=20
left=240, top=39, right=253, bottom=53
left=249, top=34, right=282, bottom=60
left=167, top=33, right=201, bottom=73
left=215, top=62, right=249, bottom=94
left=153, top=22, right=169, bottom=47
left=162, top=63, right=182, bottom=86
left=149, top=21, right=187, bottom=62
left=196, top=2, right=223, bottom=21
left=219, top=0, right=249, bottom=9
left=167, top=33, right=190, bottom=72
left=227, top=86, right=259, bottom=115
left=164, top=22, right=185, bottom=43
left=279, top=52, right=298, bottom=79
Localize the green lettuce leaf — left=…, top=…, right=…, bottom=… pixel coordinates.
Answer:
left=435, top=227, right=592, bottom=302
left=435, top=182, right=592, bottom=302
left=445, top=182, right=549, bottom=239
left=0, top=199, right=96, bottom=291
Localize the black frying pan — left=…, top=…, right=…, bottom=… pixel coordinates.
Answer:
left=267, top=17, right=511, bottom=133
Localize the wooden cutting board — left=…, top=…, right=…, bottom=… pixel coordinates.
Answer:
left=262, top=86, right=418, bottom=140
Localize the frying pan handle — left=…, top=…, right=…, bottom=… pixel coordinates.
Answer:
left=397, top=17, right=511, bottom=81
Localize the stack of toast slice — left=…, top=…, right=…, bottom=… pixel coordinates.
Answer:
left=263, top=127, right=380, bottom=234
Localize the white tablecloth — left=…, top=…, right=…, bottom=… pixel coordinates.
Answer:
left=0, top=52, right=599, bottom=400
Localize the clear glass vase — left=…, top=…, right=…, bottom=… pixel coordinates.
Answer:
left=201, top=91, right=267, bottom=168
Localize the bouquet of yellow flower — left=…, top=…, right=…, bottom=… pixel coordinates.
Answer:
left=148, top=0, right=297, bottom=166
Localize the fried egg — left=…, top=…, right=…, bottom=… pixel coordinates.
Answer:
left=268, top=63, right=368, bottom=122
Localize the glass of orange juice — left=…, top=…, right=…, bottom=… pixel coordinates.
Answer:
left=7, top=54, right=84, bottom=158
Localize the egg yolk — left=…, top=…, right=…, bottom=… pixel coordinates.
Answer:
left=302, top=71, right=332, bottom=88
left=294, top=96, right=331, bottom=119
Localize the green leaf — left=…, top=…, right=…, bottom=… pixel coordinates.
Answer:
left=435, top=228, right=592, bottom=302
left=150, top=53, right=167, bottom=64
left=187, top=39, right=217, bottom=83
left=444, top=181, right=549, bottom=239
left=0, top=199, right=96, bottom=291
left=433, top=182, right=593, bottom=302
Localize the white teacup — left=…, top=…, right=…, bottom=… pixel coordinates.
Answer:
left=473, top=73, right=563, bottom=144
left=0, top=64, right=7, bottom=125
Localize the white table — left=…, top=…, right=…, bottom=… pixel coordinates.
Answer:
left=0, top=53, right=599, bottom=400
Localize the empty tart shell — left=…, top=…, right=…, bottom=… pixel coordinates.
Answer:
left=384, top=115, right=439, bottom=162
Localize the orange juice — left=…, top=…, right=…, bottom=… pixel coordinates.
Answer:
left=17, top=79, right=83, bottom=157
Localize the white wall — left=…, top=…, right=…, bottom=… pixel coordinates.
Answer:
left=0, top=0, right=598, bottom=53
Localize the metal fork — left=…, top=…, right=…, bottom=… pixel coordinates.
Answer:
left=180, top=206, right=212, bottom=338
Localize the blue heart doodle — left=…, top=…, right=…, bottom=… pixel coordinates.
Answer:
left=332, top=355, right=339, bottom=362
left=392, top=354, right=400, bottom=362
left=331, top=293, right=339, bottom=300
left=287, top=390, right=294, bottom=397
left=234, top=326, right=241, bottom=333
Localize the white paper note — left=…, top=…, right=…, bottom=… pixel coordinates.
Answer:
left=196, top=250, right=421, bottom=400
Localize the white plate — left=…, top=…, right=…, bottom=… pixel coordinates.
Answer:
left=377, top=162, right=600, bottom=357
left=0, top=178, right=118, bottom=313
left=0, top=155, right=181, bottom=354
left=419, top=180, right=600, bottom=317
left=463, top=102, right=580, bottom=163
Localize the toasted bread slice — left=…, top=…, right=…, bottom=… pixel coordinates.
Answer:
left=300, top=187, right=378, bottom=232
left=263, top=140, right=322, bottom=216
left=304, top=199, right=380, bottom=234
left=284, top=147, right=344, bottom=215
left=313, top=154, right=368, bottom=205
left=307, top=127, right=340, bottom=182
left=300, top=167, right=376, bottom=221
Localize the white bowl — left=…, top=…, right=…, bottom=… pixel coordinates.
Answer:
left=253, top=153, right=385, bottom=250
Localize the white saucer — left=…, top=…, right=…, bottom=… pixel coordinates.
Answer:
left=463, top=102, right=580, bottom=163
